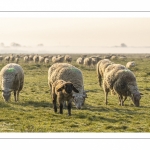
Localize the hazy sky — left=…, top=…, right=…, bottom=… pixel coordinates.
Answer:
left=0, top=17, right=150, bottom=48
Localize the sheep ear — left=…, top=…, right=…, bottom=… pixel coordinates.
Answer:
left=72, top=85, right=79, bottom=93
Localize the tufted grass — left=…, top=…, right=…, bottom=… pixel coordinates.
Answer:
left=0, top=54, right=150, bottom=132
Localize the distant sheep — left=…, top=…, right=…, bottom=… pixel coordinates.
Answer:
left=64, top=55, right=72, bottom=63
left=44, top=58, right=50, bottom=64
left=76, top=57, right=84, bottom=65
left=52, top=79, right=79, bottom=116
left=126, top=61, right=136, bottom=69
left=5, top=56, right=10, bottom=63
left=83, top=57, right=92, bottom=67
left=0, top=63, right=24, bottom=102
left=24, top=56, right=29, bottom=63
left=103, top=64, right=142, bottom=106
left=33, top=55, right=39, bottom=63
left=48, top=63, right=88, bottom=109
left=39, top=56, right=44, bottom=63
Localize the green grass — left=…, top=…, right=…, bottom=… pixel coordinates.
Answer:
left=0, top=54, right=150, bottom=132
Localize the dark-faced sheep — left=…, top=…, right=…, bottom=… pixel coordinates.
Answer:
left=52, top=80, right=79, bottom=116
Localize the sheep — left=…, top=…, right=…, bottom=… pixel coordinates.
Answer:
left=52, top=56, right=64, bottom=63
left=126, top=61, right=136, bottom=69
left=10, top=55, right=15, bottom=62
left=15, top=58, right=19, bottom=64
left=5, top=56, right=10, bottom=63
left=76, top=57, right=84, bottom=65
left=64, top=55, right=72, bottom=63
left=48, top=63, right=88, bottom=109
left=83, top=57, right=92, bottom=67
left=96, top=59, right=113, bottom=87
left=33, top=55, right=39, bottom=63
left=29, top=55, right=33, bottom=61
left=24, top=56, right=29, bottom=63
left=39, top=56, right=44, bottom=63
left=102, top=63, right=142, bottom=106
left=44, top=58, right=50, bottom=64
left=0, top=63, right=24, bottom=102
left=52, top=79, right=79, bottom=116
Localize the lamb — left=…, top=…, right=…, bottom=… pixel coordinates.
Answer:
left=126, top=61, right=136, bottom=69
left=48, top=63, right=88, bottom=109
left=52, top=79, right=79, bottom=116
left=102, top=63, right=142, bottom=106
left=96, top=59, right=113, bottom=87
left=0, top=63, right=24, bottom=102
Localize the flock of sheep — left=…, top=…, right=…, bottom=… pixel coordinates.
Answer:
left=0, top=53, right=141, bottom=115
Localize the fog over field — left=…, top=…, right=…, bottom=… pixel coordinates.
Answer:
left=0, top=17, right=150, bottom=54
left=0, top=46, right=150, bottom=54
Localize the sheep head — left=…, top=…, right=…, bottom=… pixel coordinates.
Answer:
left=1, top=89, right=12, bottom=102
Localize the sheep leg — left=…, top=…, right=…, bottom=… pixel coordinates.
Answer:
left=59, top=101, right=63, bottom=114
left=118, top=95, right=124, bottom=106
left=53, top=98, right=57, bottom=113
left=104, top=88, right=109, bottom=105
left=122, top=96, right=127, bottom=106
left=67, top=100, right=72, bottom=116
left=16, top=91, right=19, bottom=101
left=14, top=91, right=17, bottom=102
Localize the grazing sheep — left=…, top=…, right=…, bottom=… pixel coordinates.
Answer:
left=29, top=55, right=33, bottom=61
left=39, top=56, right=44, bottom=63
left=10, top=55, right=15, bottom=62
left=44, top=58, right=50, bottom=64
left=24, top=56, right=29, bottom=63
left=33, top=55, right=39, bottom=63
left=64, top=55, right=72, bottom=63
left=103, top=63, right=142, bottom=106
left=48, top=63, right=88, bottom=109
left=83, top=57, right=92, bottom=67
left=76, top=57, right=84, bottom=65
left=52, top=56, right=64, bottom=63
left=15, top=58, right=19, bottom=64
left=126, top=61, right=136, bottom=69
left=5, top=56, right=10, bottom=63
left=52, top=79, right=79, bottom=116
left=0, top=63, right=24, bottom=102
left=96, top=59, right=113, bottom=87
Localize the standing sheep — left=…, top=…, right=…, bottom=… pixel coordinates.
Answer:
left=44, top=58, right=50, bottom=64
left=103, top=63, right=142, bottom=106
left=33, top=55, right=39, bottom=63
left=76, top=57, right=84, bottom=65
left=48, top=63, right=88, bottom=109
left=0, top=63, right=24, bottom=102
left=52, top=79, right=79, bottom=116
left=64, top=55, right=72, bottom=63
left=126, top=61, right=136, bottom=69
left=83, top=57, right=92, bottom=68
left=96, top=59, right=113, bottom=87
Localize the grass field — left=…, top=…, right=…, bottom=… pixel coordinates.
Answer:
left=0, top=54, right=150, bottom=132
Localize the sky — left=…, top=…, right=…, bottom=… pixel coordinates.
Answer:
left=0, top=17, right=150, bottom=48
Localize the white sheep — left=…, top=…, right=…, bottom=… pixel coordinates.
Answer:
left=24, top=56, right=29, bottom=63
left=83, top=57, right=92, bottom=67
left=44, top=58, right=50, bottom=64
left=52, top=79, right=79, bottom=116
left=103, top=63, right=142, bottom=106
left=33, top=55, right=39, bottom=63
left=126, top=61, right=136, bottom=69
left=76, top=57, right=84, bottom=65
left=0, top=63, right=24, bottom=102
left=64, top=55, right=72, bottom=63
left=96, top=59, right=113, bottom=87
left=48, top=63, right=88, bottom=109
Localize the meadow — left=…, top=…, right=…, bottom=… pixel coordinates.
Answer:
left=0, top=53, right=150, bottom=132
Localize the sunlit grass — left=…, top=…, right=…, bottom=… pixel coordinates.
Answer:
left=0, top=54, right=150, bottom=132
